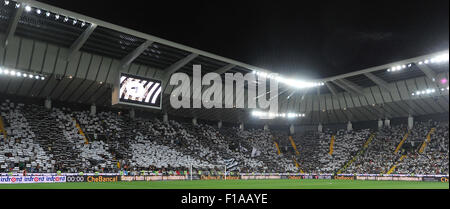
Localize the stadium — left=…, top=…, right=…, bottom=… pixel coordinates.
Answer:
left=0, top=0, right=449, bottom=193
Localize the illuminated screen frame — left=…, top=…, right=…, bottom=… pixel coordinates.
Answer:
left=116, top=72, right=163, bottom=110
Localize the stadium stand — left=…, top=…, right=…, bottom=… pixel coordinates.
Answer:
left=394, top=121, right=449, bottom=175
left=344, top=124, right=408, bottom=174
left=0, top=99, right=448, bottom=175
left=0, top=100, right=54, bottom=173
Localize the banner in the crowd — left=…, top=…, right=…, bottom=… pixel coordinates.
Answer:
left=199, top=175, right=241, bottom=180
left=65, top=175, right=86, bottom=183
left=121, top=176, right=135, bottom=182
left=241, top=175, right=281, bottom=180
left=1, top=173, right=447, bottom=183
left=145, top=175, right=186, bottom=181
left=65, top=175, right=121, bottom=182
left=0, top=173, right=120, bottom=176
left=0, top=175, right=66, bottom=184
left=333, top=175, right=356, bottom=180
left=286, top=175, right=332, bottom=180
left=422, top=176, right=448, bottom=182
left=84, top=175, right=120, bottom=183
left=251, top=147, right=261, bottom=157
left=120, top=175, right=188, bottom=181
left=162, top=176, right=187, bottom=181
left=356, top=176, right=422, bottom=181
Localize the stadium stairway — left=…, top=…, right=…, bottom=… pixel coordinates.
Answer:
left=394, top=131, right=410, bottom=154
left=289, top=136, right=300, bottom=155
left=0, top=115, right=6, bottom=139
left=337, top=133, right=375, bottom=174
left=274, top=141, right=281, bottom=155
left=329, top=135, right=335, bottom=155
left=292, top=156, right=305, bottom=173
left=386, top=155, right=407, bottom=174
left=74, top=118, right=89, bottom=144
left=418, top=128, right=436, bottom=154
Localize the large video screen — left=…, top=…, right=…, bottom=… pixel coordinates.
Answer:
left=118, top=73, right=162, bottom=109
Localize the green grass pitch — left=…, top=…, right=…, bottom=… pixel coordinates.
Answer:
left=0, top=179, right=448, bottom=189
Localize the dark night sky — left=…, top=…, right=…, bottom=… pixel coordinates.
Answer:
left=38, top=0, right=449, bottom=79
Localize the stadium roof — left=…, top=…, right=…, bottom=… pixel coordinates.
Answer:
left=0, top=0, right=448, bottom=126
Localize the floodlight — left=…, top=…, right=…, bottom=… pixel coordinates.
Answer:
left=287, top=113, right=296, bottom=118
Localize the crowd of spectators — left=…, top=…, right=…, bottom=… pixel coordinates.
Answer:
left=0, top=99, right=448, bottom=175
left=316, top=129, right=371, bottom=174
left=0, top=101, right=54, bottom=173
left=395, top=121, right=449, bottom=175
left=345, top=124, right=408, bottom=174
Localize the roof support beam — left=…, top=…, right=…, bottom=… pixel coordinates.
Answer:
left=332, top=79, right=364, bottom=96
left=210, top=64, right=236, bottom=80
left=65, top=24, right=97, bottom=61
left=325, top=82, right=338, bottom=95
left=332, top=80, right=354, bottom=94
left=161, top=53, right=199, bottom=93
left=119, top=40, right=154, bottom=68
left=214, top=64, right=236, bottom=75
left=1, top=4, right=24, bottom=48
left=363, top=72, right=392, bottom=92
left=416, top=64, right=438, bottom=82
left=163, top=53, right=198, bottom=77
left=321, top=50, right=448, bottom=82
left=339, top=79, right=365, bottom=95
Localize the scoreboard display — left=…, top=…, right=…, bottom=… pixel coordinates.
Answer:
left=113, top=73, right=162, bottom=109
